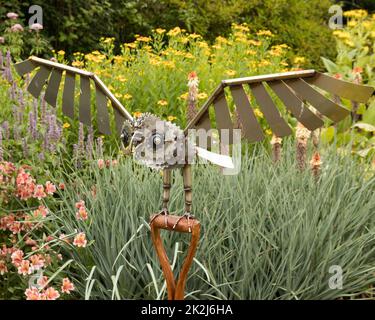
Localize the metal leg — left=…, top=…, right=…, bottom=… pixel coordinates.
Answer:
left=150, top=169, right=172, bottom=227
left=173, top=164, right=194, bottom=232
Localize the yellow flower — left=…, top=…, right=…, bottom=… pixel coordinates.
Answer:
left=162, top=61, right=175, bottom=69
left=344, top=9, right=368, bottom=19
left=215, top=36, right=228, bottom=44
left=293, top=56, right=306, bottom=65
left=185, top=53, right=195, bottom=59
left=232, top=23, right=250, bottom=32
left=123, top=94, right=133, bottom=100
left=133, top=111, right=142, bottom=118
left=103, top=37, right=115, bottom=44
left=265, top=129, right=272, bottom=136
left=188, top=33, right=201, bottom=39
left=157, top=100, right=168, bottom=106
left=258, top=59, right=271, bottom=67
left=254, top=108, right=264, bottom=119
left=257, top=30, right=274, bottom=37
left=116, top=75, right=127, bottom=82
left=58, top=50, right=65, bottom=56
left=246, top=49, right=257, bottom=55
left=63, top=123, right=71, bottom=129
left=114, top=56, right=125, bottom=64
left=167, top=116, right=177, bottom=121
left=167, top=27, right=182, bottom=37
left=344, top=40, right=355, bottom=47
left=72, top=60, right=84, bottom=68
left=136, top=36, right=151, bottom=42
left=179, top=92, right=189, bottom=100
left=197, top=92, right=208, bottom=100
left=225, top=70, right=236, bottom=76
left=115, top=93, right=122, bottom=98
left=248, top=40, right=262, bottom=46
left=125, top=43, right=137, bottom=49
left=347, top=20, right=357, bottom=28
left=155, top=28, right=166, bottom=34
left=197, top=41, right=209, bottom=48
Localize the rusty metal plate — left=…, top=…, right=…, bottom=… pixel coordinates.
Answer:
left=267, top=80, right=323, bottom=131
left=229, top=85, right=264, bottom=142
left=44, top=68, right=62, bottom=107
left=284, top=78, right=350, bottom=122
left=249, top=82, right=292, bottom=137
left=79, top=76, right=91, bottom=126
left=62, top=72, right=75, bottom=119
left=306, top=72, right=374, bottom=103
left=95, top=84, right=111, bottom=135
left=27, top=66, right=51, bottom=98
left=213, top=92, right=233, bottom=144
left=14, top=59, right=37, bottom=76
left=113, top=103, right=126, bottom=135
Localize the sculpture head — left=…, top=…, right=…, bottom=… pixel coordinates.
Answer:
left=120, top=113, right=193, bottom=170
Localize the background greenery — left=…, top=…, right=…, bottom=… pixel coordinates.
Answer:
left=2, top=0, right=374, bottom=67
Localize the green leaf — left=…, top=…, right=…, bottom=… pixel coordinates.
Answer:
left=320, top=126, right=335, bottom=144
left=363, top=101, right=375, bottom=126
left=321, top=57, right=339, bottom=74
left=352, top=122, right=375, bottom=132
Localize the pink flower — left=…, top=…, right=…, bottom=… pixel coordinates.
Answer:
left=25, top=238, right=37, bottom=246
left=45, top=181, right=56, bottom=195
left=11, top=249, right=24, bottom=267
left=76, top=206, right=88, bottom=221
left=73, top=232, right=87, bottom=248
left=29, top=254, right=45, bottom=270
left=44, top=287, right=60, bottom=300
left=0, top=37, right=4, bottom=44
left=188, top=71, right=198, bottom=80
left=58, top=182, right=65, bottom=190
left=10, top=24, right=24, bottom=32
left=0, top=260, right=8, bottom=275
left=97, top=159, right=105, bottom=169
left=9, top=221, right=22, bottom=234
left=37, top=276, right=49, bottom=288
left=33, top=205, right=49, bottom=218
left=75, top=200, right=85, bottom=209
left=30, top=23, right=43, bottom=31
left=33, top=184, right=47, bottom=200
left=6, top=12, right=19, bottom=19
left=61, top=278, right=75, bottom=294
left=25, top=287, right=42, bottom=300
left=18, top=260, right=33, bottom=275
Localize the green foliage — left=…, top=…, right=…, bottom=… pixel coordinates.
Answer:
left=48, top=143, right=375, bottom=299
left=1, top=0, right=336, bottom=67
left=321, top=10, right=375, bottom=159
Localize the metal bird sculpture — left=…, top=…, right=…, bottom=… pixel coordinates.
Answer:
left=14, top=56, right=374, bottom=299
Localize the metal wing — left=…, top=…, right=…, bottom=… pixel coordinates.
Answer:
left=14, top=56, right=133, bottom=135
left=184, top=70, right=374, bottom=145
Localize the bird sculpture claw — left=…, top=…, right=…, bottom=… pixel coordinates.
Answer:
left=149, top=208, right=169, bottom=227
left=173, top=212, right=195, bottom=233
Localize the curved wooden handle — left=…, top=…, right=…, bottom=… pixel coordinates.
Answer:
left=150, top=214, right=201, bottom=300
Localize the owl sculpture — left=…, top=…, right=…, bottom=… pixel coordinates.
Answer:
left=14, top=56, right=375, bottom=232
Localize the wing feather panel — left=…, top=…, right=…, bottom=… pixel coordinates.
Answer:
left=14, top=57, right=133, bottom=136
left=248, top=82, right=292, bottom=137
